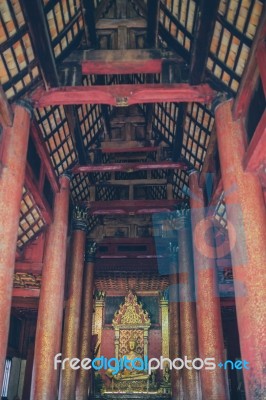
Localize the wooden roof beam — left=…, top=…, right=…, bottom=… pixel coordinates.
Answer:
left=20, top=0, right=59, bottom=88
left=30, top=122, right=59, bottom=193
left=82, top=0, right=99, bottom=49
left=12, top=288, right=40, bottom=298
left=21, top=0, right=88, bottom=165
left=84, top=199, right=179, bottom=215
left=65, top=49, right=181, bottom=75
left=233, top=4, right=266, bottom=119
left=31, top=83, right=216, bottom=107
left=189, top=0, right=220, bottom=85
left=25, top=163, right=53, bottom=224
left=72, top=161, right=188, bottom=174
left=172, top=103, right=187, bottom=161
left=96, top=178, right=167, bottom=186
left=100, top=146, right=159, bottom=154
left=146, top=0, right=160, bottom=48
left=64, top=105, right=90, bottom=164
left=199, top=128, right=218, bottom=188
left=95, top=0, right=112, bottom=20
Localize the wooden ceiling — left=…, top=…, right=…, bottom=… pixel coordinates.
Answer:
left=0, top=0, right=265, bottom=253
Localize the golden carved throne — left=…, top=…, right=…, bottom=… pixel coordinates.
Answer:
left=113, top=291, right=151, bottom=360
left=108, top=291, right=151, bottom=393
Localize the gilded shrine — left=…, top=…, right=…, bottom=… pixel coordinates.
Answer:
left=0, top=1, right=265, bottom=400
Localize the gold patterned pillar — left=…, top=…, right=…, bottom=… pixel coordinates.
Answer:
left=189, top=171, right=228, bottom=400
left=0, top=102, right=32, bottom=384
left=76, top=240, right=97, bottom=400
left=93, top=291, right=106, bottom=357
left=160, top=291, right=169, bottom=359
left=59, top=206, right=87, bottom=400
left=175, top=208, right=200, bottom=400
left=168, top=245, right=181, bottom=399
left=215, top=99, right=266, bottom=399
left=31, top=174, right=71, bottom=400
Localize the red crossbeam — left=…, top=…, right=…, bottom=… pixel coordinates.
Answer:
left=31, top=83, right=216, bottom=107
left=81, top=56, right=162, bottom=75
left=12, top=288, right=40, bottom=298
left=72, top=161, right=187, bottom=174
left=85, top=199, right=178, bottom=215
left=101, top=146, right=158, bottom=154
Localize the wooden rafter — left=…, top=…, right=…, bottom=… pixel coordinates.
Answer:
left=21, top=0, right=88, bottom=165
left=172, top=103, right=186, bottom=161
left=72, top=161, right=188, bottom=174
left=30, top=122, right=59, bottom=193
left=20, top=0, right=59, bottom=88
left=25, top=164, right=52, bottom=224
left=146, top=0, right=160, bottom=48
left=84, top=199, right=178, bottom=215
left=64, top=105, right=90, bottom=164
left=95, top=0, right=113, bottom=20
left=96, top=178, right=167, bottom=186
left=199, top=128, right=218, bottom=188
left=233, top=4, right=266, bottom=119
left=82, top=0, right=99, bottom=48
left=189, top=0, right=220, bottom=85
left=31, top=83, right=216, bottom=107
left=65, top=49, right=180, bottom=75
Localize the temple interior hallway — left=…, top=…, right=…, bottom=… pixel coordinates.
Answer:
left=0, top=0, right=266, bottom=399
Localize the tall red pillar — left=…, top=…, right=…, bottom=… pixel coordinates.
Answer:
left=168, top=246, right=181, bottom=399
left=215, top=99, right=266, bottom=399
left=76, top=240, right=96, bottom=400
left=175, top=209, right=200, bottom=400
left=30, top=174, right=70, bottom=400
left=0, top=102, right=32, bottom=383
left=189, top=171, right=228, bottom=400
left=59, top=206, right=87, bottom=400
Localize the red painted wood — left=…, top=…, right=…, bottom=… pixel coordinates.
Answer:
left=25, top=163, right=53, bottom=224
left=256, top=40, right=266, bottom=95
left=12, top=288, right=40, bottom=298
left=31, top=83, right=216, bottom=107
left=86, top=199, right=177, bottom=215
left=30, top=122, right=59, bottom=193
left=189, top=171, right=227, bottom=399
left=101, top=146, right=159, bottom=154
left=73, top=161, right=187, bottom=174
left=15, top=262, right=43, bottom=274
left=208, top=177, right=223, bottom=208
left=233, top=6, right=266, bottom=119
left=82, top=58, right=162, bottom=75
left=31, top=176, right=70, bottom=400
left=244, top=110, right=266, bottom=172
left=0, top=105, right=31, bottom=384
left=12, top=297, right=39, bottom=309
left=215, top=100, right=266, bottom=399
left=16, top=232, right=45, bottom=263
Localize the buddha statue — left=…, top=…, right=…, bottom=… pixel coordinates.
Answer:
left=107, top=337, right=148, bottom=381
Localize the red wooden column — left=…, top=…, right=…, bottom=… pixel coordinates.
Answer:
left=30, top=174, right=70, bottom=400
left=215, top=99, right=266, bottom=400
left=76, top=241, right=97, bottom=400
left=175, top=209, right=200, bottom=400
left=189, top=171, right=228, bottom=400
left=0, top=102, right=32, bottom=383
left=168, top=246, right=181, bottom=399
left=59, top=206, right=87, bottom=400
